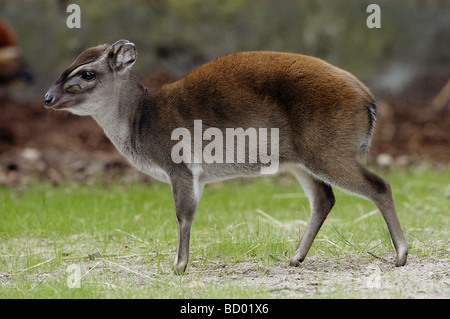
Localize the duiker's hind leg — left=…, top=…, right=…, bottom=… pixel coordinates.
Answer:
left=359, top=167, right=407, bottom=266
left=289, top=168, right=335, bottom=266
left=317, top=161, right=408, bottom=266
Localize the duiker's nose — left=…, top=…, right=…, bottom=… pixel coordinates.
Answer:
left=43, top=92, right=55, bottom=106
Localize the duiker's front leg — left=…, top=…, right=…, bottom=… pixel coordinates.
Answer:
left=171, top=176, right=202, bottom=275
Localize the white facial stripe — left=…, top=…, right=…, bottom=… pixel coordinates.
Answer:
left=67, top=61, right=98, bottom=79
left=66, top=52, right=108, bottom=79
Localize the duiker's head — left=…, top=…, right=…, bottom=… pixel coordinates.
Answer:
left=44, top=40, right=136, bottom=116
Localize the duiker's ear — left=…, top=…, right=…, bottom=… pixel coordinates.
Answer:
left=109, top=40, right=137, bottom=73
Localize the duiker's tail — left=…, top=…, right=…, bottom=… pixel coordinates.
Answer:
left=359, top=101, right=377, bottom=161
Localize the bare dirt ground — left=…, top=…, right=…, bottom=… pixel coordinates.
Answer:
left=185, top=255, right=449, bottom=298
left=22, top=254, right=450, bottom=298
left=2, top=249, right=447, bottom=298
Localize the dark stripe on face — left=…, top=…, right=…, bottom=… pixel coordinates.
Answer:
left=57, top=44, right=109, bottom=83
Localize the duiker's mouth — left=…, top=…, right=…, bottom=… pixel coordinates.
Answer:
left=43, top=92, right=74, bottom=110
left=48, top=101, right=74, bottom=110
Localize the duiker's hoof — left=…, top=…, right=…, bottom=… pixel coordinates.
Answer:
left=288, top=252, right=304, bottom=267
left=395, top=250, right=408, bottom=267
left=173, top=262, right=187, bottom=275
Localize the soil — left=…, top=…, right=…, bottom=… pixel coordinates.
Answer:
left=186, top=255, right=449, bottom=298
left=3, top=253, right=447, bottom=298
left=0, top=69, right=449, bottom=186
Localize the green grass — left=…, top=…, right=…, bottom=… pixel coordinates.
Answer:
left=0, top=166, right=448, bottom=298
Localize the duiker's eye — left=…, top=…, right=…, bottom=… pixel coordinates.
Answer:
left=81, top=71, right=96, bottom=81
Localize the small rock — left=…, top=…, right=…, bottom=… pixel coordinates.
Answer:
left=20, top=148, right=41, bottom=161
left=376, top=153, right=394, bottom=167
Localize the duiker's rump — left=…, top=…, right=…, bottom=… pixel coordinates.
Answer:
left=44, top=40, right=407, bottom=274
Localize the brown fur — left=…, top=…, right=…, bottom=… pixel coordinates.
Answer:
left=150, top=52, right=374, bottom=177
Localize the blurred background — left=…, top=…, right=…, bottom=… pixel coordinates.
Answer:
left=0, top=0, right=449, bottom=186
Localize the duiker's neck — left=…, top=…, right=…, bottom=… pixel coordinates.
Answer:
left=91, top=72, right=147, bottom=151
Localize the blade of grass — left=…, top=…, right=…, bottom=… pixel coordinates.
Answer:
left=13, top=256, right=56, bottom=275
